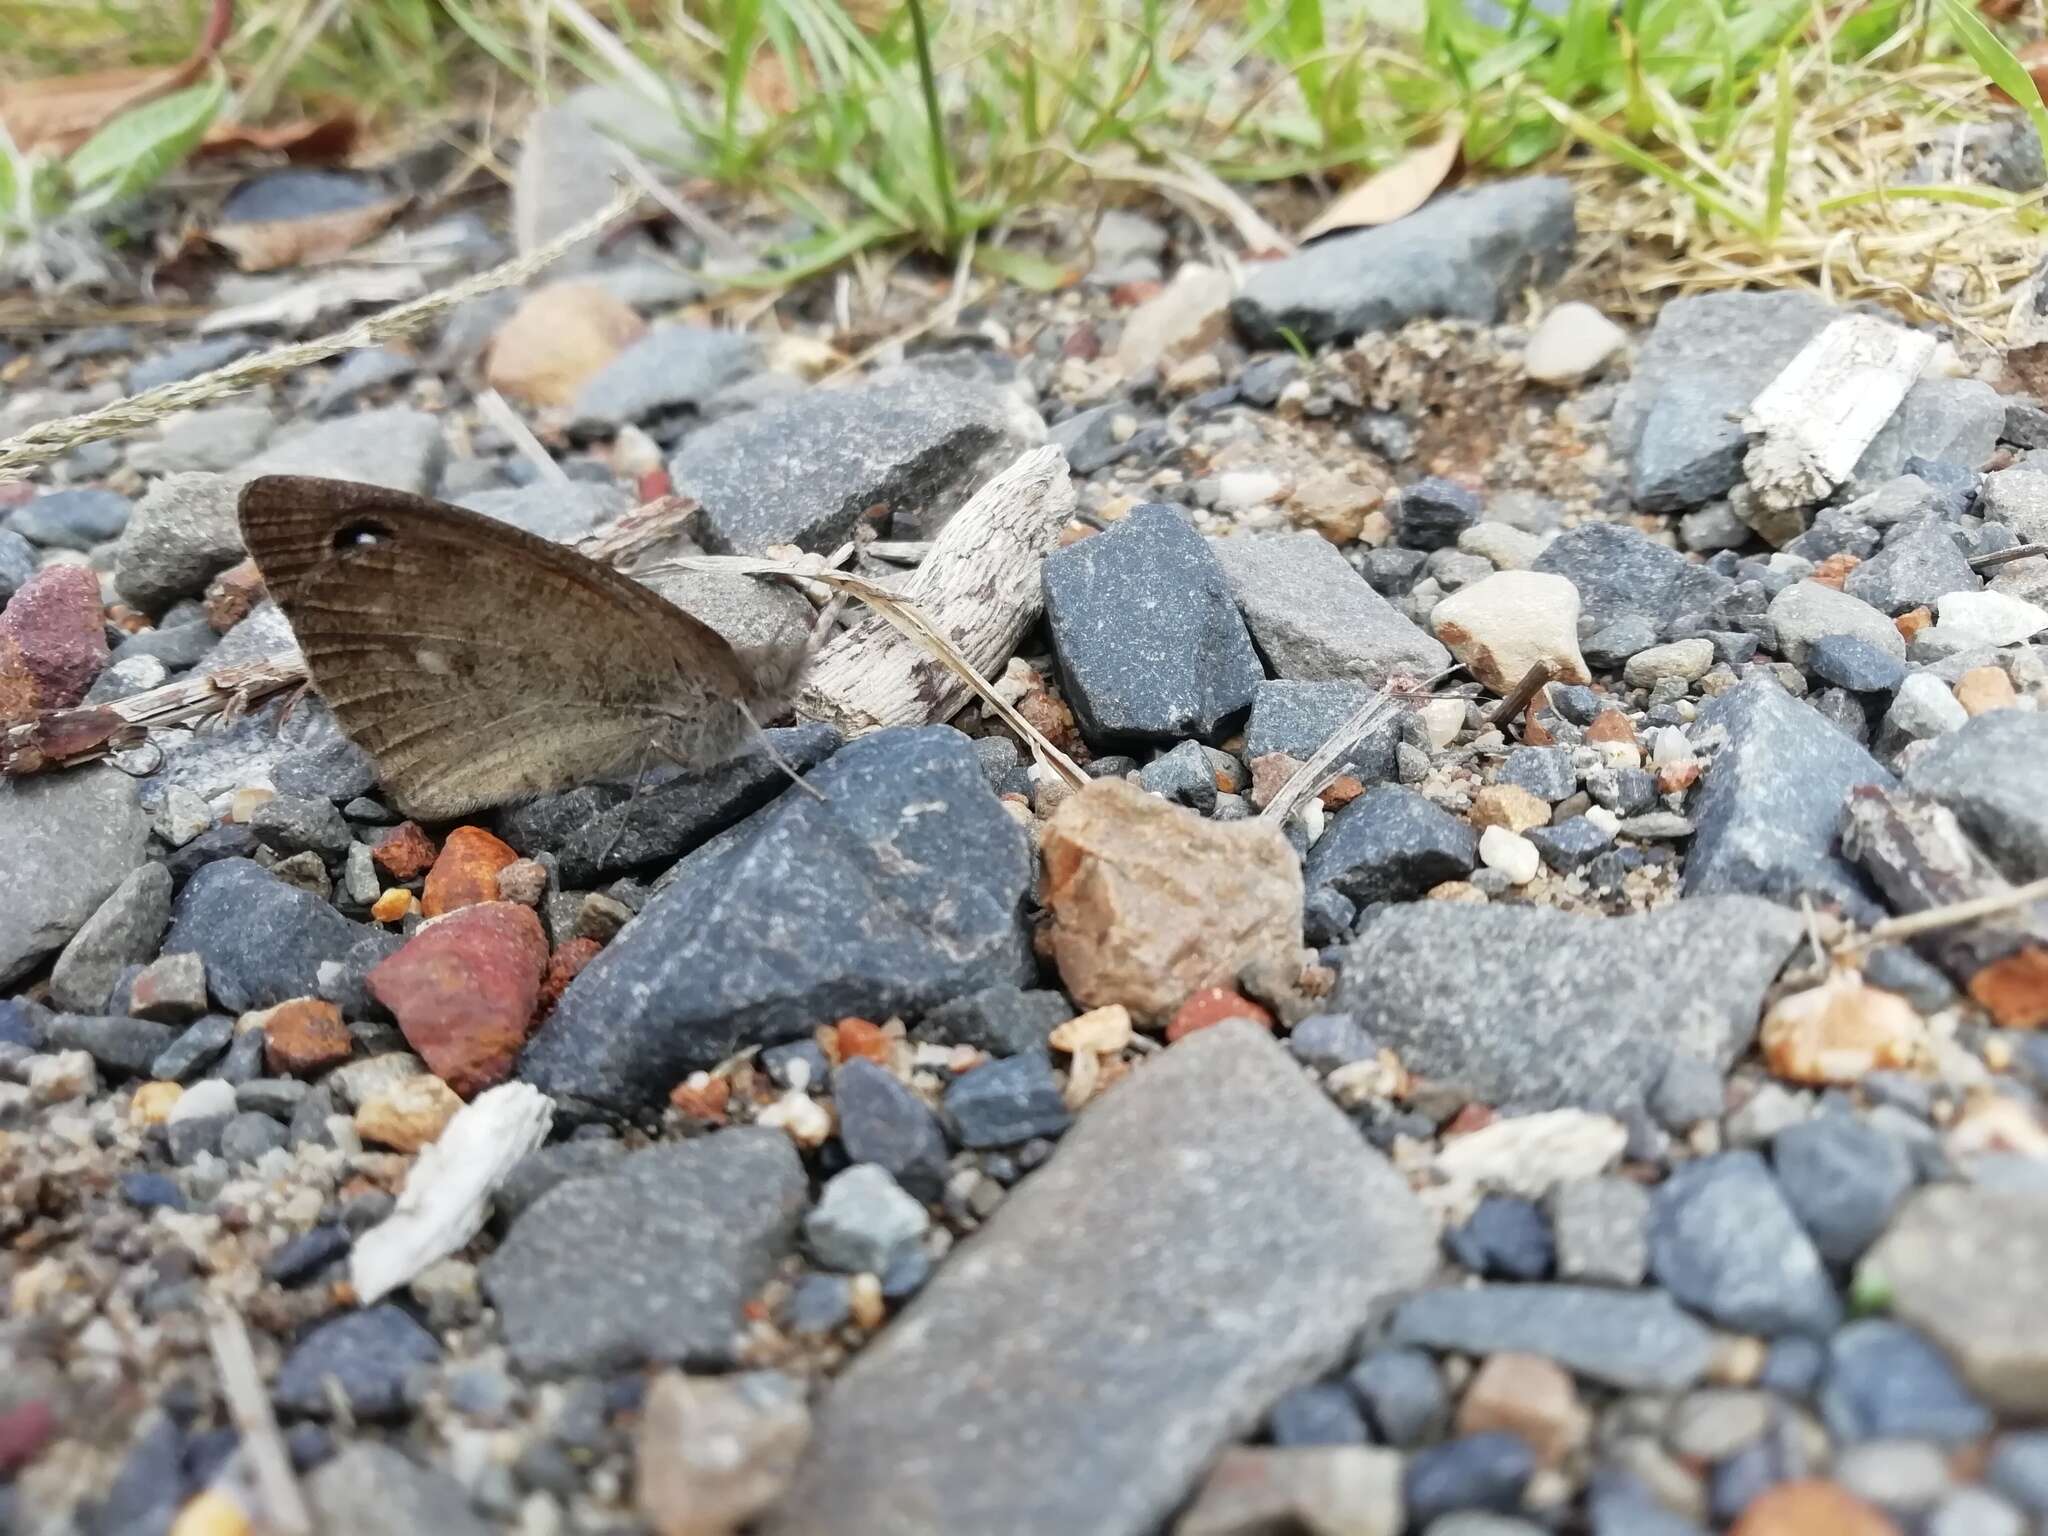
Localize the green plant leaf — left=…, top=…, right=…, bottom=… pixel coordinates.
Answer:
left=972, top=242, right=1072, bottom=291
left=65, top=74, right=224, bottom=211
left=1934, top=0, right=2048, bottom=150
left=1534, top=91, right=1763, bottom=235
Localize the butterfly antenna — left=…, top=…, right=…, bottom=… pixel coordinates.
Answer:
left=737, top=701, right=827, bottom=802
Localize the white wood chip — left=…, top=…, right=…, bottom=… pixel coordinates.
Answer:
left=349, top=1081, right=554, bottom=1305
left=1741, top=314, right=1936, bottom=514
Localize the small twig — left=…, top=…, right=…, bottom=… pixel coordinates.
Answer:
left=204, top=1300, right=312, bottom=1536
left=1971, top=541, right=2048, bottom=571
left=475, top=388, right=569, bottom=487
left=0, top=183, right=644, bottom=480
left=1258, top=691, right=1401, bottom=828
left=1488, top=663, right=1555, bottom=732
left=1844, top=874, right=2048, bottom=950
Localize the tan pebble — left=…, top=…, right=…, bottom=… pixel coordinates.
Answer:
left=1049, top=1004, right=1134, bottom=1056
left=1707, top=1333, right=1769, bottom=1387
left=1427, top=881, right=1488, bottom=903
left=1455, top=1352, right=1589, bottom=1466
left=130, top=1081, right=183, bottom=1126
left=495, top=857, right=550, bottom=906
left=1430, top=570, right=1591, bottom=694
left=848, top=1272, right=885, bottom=1330
left=635, top=1370, right=811, bottom=1536
left=1470, top=783, right=1550, bottom=833
left=1164, top=353, right=1224, bottom=396
left=1760, top=970, right=1922, bottom=1086
left=353, top=1074, right=463, bottom=1152
left=370, top=887, right=414, bottom=924
left=1947, top=1091, right=2048, bottom=1159
left=168, top=1491, right=252, bottom=1536
left=228, top=787, right=273, bottom=823
left=485, top=280, right=645, bottom=406
left=1955, top=665, right=2017, bottom=716
left=1729, top=1480, right=1899, bottom=1536
left=1287, top=469, right=1388, bottom=545
left=1984, top=1035, right=2015, bottom=1073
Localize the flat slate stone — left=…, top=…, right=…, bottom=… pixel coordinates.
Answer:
left=1390, top=1284, right=1713, bottom=1392
left=1843, top=521, right=1979, bottom=615
left=1244, top=680, right=1400, bottom=784
left=1608, top=291, right=1835, bottom=513
left=566, top=324, right=760, bottom=435
left=1904, top=709, right=2048, bottom=881
left=163, top=858, right=363, bottom=1013
left=1335, top=897, right=1801, bottom=1114
left=0, top=766, right=152, bottom=989
left=1210, top=532, right=1449, bottom=686
left=521, top=728, right=1033, bottom=1113
left=1682, top=679, right=1894, bottom=919
left=1043, top=502, right=1265, bottom=747
left=1232, top=177, right=1576, bottom=349
left=239, top=405, right=444, bottom=493
left=669, top=369, right=1043, bottom=552
left=761, top=1022, right=1434, bottom=1536
left=484, top=1128, right=806, bottom=1376
left=1846, top=376, right=2004, bottom=496
left=1305, top=784, right=1478, bottom=904
left=1647, top=1151, right=1841, bottom=1337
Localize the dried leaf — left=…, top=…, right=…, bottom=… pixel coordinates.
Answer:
left=198, top=111, right=359, bottom=162
left=209, top=193, right=409, bottom=272
left=0, top=0, right=230, bottom=155
left=1299, top=127, right=1463, bottom=243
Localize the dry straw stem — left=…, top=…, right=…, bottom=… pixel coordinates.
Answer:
left=0, top=183, right=645, bottom=481
left=1846, top=874, right=2048, bottom=949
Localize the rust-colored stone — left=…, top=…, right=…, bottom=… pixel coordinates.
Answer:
left=368, top=901, right=548, bottom=1098
left=1470, top=784, right=1549, bottom=833
left=1016, top=684, right=1085, bottom=761
left=1729, top=1481, right=1898, bottom=1536
left=420, top=825, right=518, bottom=918
left=1971, top=949, right=2048, bottom=1031
left=1896, top=606, right=1933, bottom=643
left=203, top=558, right=266, bottom=633
left=1585, top=709, right=1637, bottom=746
left=536, top=936, right=602, bottom=1022
left=1165, top=987, right=1275, bottom=1043
left=1248, top=751, right=1305, bottom=810
left=1811, top=552, right=1861, bottom=590
left=1042, top=777, right=1303, bottom=1024
left=1317, top=774, right=1366, bottom=810
left=370, top=887, right=414, bottom=924
left=259, top=997, right=353, bottom=1078
left=0, top=564, right=108, bottom=725
left=372, top=820, right=438, bottom=882
left=1655, top=759, right=1701, bottom=795
left=834, top=1017, right=890, bottom=1065
left=1760, top=971, right=1923, bottom=1086
left=669, top=1074, right=731, bottom=1123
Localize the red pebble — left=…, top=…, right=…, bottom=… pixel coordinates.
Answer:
left=1166, top=987, right=1276, bottom=1043
left=372, top=821, right=439, bottom=881
left=369, top=901, right=547, bottom=1098
left=262, top=998, right=353, bottom=1077
left=834, top=1017, right=890, bottom=1065
left=421, top=825, right=518, bottom=917
left=0, top=1400, right=53, bottom=1475
left=535, top=936, right=602, bottom=1022
left=0, top=565, right=108, bottom=725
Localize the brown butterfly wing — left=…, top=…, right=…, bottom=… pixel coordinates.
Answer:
left=238, top=476, right=773, bottom=819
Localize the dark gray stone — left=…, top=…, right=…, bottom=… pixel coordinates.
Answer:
left=1905, top=709, right=2048, bottom=880
left=1244, top=680, right=1399, bottom=785
left=1268, top=1383, right=1368, bottom=1446
left=1807, top=634, right=1907, bottom=693
left=1525, top=816, right=1613, bottom=871
left=239, top=405, right=444, bottom=494
left=43, top=1014, right=178, bottom=1077
left=920, top=985, right=1070, bottom=1056
left=271, top=731, right=377, bottom=804
left=1393, top=477, right=1484, bottom=552
left=1823, top=1318, right=1995, bottom=1446
left=1584, top=615, right=1660, bottom=671
left=1333, top=897, right=1801, bottom=1114
left=1232, top=177, right=1576, bottom=349
left=1347, top=1346, right=1450, bottom=1447
left=128, top=335, right=260, bottom=394
left=219, top=1110, right=288, bottom=1163
left=163, top=858, right=361, bottom=1013
left=671, top=370, right=1042, bottom=551
left=1212, top=531, right=1450, bottom=685
left=1389, top=1283, right=1714, bottom=1392
left=1844, top=521, right=1978, bottom=615
left=1847, top=377, right=2005, bottom=495
left=493, top=1140, right=628, bottom=1226
left=1648, top=1150, right=1841, bottom=1336
left=482, top=1128, right=807, bottom=1375
left=1043, top=503, right=1264, bottom=747
left=1305, top=784, right=1477, bottom=903
left=1497, top=746, right=1577, bottom=802
left=1989, top=1433, right=2048, bottom=1515
left=272, top=1304, right=441, bottom=1420
left=1137, top=740, right=1219, bottom=813
left=1288, top=1012, right=1376, bottom=1071
left=312, top=346, right=417, bottom=416
left=1447, top=1195, right=1554, bottom=1279
left=1771, top=1113, right=1913, bottom=1266
left=834, top=1057, right=951, bottom=1201
left=454, top=480, right=627, bottom=543
left=0, top=528, right=34, bottom=603
left=521, top=729, right=1032, bottom=1113
left=567, top=325, right=760, bottom=434
left=541, top=725, right=841, bottom=885
left=48, top=862, right=172, bottom=1014
left=1531, top=522, right=1727, bottom=634
left=943, top=1052, right=1071, bottom=1148
left=9, top=488, right=131, bottom=550
left=0, top=766, right=152, bottom=989
left=149, top=1013, right=233, bottom=1081
left=1683, top=679, right=1894, bottom=917
left=89, top=1413, right=189, bottom=1536
left=1609, top=291, right=1834, bottom=512
left=1403, top=1434, right=1536, bottom=1528
left=249, top=795, right=353, bottom=861
left=761, top=1022, right=1434, bottom=1536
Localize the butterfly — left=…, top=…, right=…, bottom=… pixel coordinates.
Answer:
left=237, top=475, right=809, bottom=820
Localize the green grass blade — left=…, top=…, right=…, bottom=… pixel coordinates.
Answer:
left=1762, top=48, right=1793, bottom=242
left=1534, top=92, right=1763, bottom=235
left=1934, top=0, right=2048, bottom=150
left=904, top=0, right=961, bottom=247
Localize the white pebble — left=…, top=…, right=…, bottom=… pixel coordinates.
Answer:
left=1214, top=469, right=1287, bottom=513
left=1933, top=590, right=2048, bottom=648
left=1522, top=302, right=1628, bottom=386
left=27, top=1050, right=97, bottom=1104
left=1583, top=806, right=1622, bottom=835
left=1479, top=826, right=1540, bottom=885
left=168, top=1077, right=236, bottom=1123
